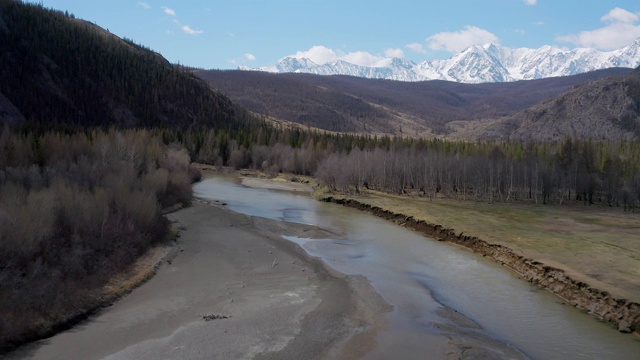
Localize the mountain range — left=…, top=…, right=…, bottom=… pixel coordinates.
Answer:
left=3, top=0, right=639, bottom=144
left=245, top=39, right=640, bottom=84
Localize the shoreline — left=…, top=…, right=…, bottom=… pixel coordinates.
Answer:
left=220, top=200, right=393, bottom=359
left=244, top=207, right=392, bottom=359
left=8, top=196, right=390, bottom=359
left=320, top=195, right=640, bottom=336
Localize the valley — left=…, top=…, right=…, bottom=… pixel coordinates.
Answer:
left=1, top=0, right=640, bottom=358
left=196, top=68, right=638, bottom=139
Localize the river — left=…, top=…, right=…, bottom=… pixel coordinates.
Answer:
left=195, top=175, right=640, bottom=359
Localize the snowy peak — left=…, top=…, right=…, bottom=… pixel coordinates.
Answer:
left=259, top=56, right=426, bottom=81
left=244, top=38, right=640, bottom=83
left=275, top=57, right=318, bottom=72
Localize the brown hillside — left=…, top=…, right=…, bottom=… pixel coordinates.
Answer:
left=476, top=71, right=640, bottom=142
left=195, top=68, right=633, bottom=137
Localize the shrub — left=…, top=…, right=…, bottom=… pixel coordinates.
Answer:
left=0, top=129, right=195, bottom=352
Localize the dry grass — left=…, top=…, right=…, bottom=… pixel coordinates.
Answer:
left=102, top=242, right=173, bottom=301
left=328, top=190, right=640, bottom=302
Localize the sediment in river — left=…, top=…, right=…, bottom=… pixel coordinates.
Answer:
left=321, top=196, right=640, bottom=336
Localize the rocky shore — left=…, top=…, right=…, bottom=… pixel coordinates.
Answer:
left=321, top=196, right=640, bottom=336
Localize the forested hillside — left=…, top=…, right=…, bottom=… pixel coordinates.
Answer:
left=195, top=68, right=633, bottom=137
left=0, top=0, right=226, bottom=352
left=0, top=0, right=254, bottom=130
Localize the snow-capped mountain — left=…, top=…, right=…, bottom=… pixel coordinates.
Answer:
left=243, top=38, right=640, bottom=83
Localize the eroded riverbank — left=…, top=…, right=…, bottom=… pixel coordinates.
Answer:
left=320, top=195, right=640, bottom=336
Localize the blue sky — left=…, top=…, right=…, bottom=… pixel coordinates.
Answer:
left=29, top=1, right=640, bottom=69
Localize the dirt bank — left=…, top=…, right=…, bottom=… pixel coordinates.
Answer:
left=321, top=196, right=640, bottom=336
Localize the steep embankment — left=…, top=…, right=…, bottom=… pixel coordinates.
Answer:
left=320, top=196, right=640, bottom=335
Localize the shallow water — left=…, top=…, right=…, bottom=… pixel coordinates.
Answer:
left=195, top=176, right=640, bottom=359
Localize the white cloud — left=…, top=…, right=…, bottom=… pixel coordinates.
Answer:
left=342, top=51, right=384, bottom=66
left=426, top=26, right=499, bottom=53
left=288, top=46, right=403, bottom=67
left=244, top=53, right=256, bottom=61
left=160, top=6, right=205, bottom=37
left=601, top=7, right=638, bottom=23
left=137, top=2, right=151, bottom=9
left=533, top=21, right=545, bottom=26
left=523, top=0, right=537, bottom=5
left=385, top=48, right=405, bottom=58
left=182, top=25, right=203, bottom=35
left=162, top=6, right=176, bottom=16
left=556, top=7, right=640, bottom=50
left=291, top=46, right=339, bottom=65
left=406, top=43, right=427, bottom=54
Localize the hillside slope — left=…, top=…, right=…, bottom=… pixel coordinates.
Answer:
left=476, top=69, right=640, bottom=142
left=196, top=68, right=633, bottom=137
left=195, top=70, right=394, bottom=133
left=0, top=0, right=252, bottom=130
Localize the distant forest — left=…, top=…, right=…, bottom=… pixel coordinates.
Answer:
left=179, top=125, right=640, bottom=209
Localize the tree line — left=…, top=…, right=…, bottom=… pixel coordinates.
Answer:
left=316, top=138, right=640, bottom=209
left=177, top=125, right=640, bottom=210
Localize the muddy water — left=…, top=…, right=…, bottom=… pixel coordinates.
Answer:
left=195, top=175, right=640, bottom=360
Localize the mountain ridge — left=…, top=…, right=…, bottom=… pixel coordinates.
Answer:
left=196, top=67, right=634, bottom=136
left=245, top=38, right=640, bottom=84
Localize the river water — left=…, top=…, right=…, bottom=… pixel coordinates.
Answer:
left=195, top=175, right=640, bottom=360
